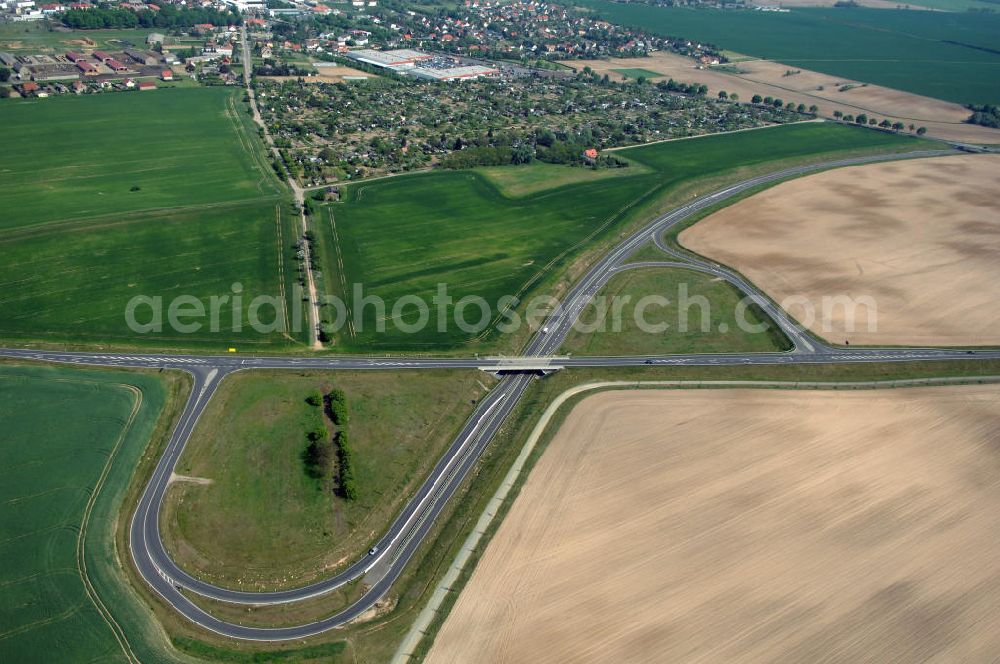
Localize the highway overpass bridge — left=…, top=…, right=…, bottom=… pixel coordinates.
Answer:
left=479, top=356, right=567, bottom=375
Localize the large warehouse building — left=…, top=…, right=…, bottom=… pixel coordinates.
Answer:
left=409, top=65, right=498, bottom=80
left=345, top=48, right=497, bottom=80
left=345, top=48, right=433, bottom=68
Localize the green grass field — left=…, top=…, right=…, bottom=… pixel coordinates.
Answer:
left=0, top=23, right=163, bottom=53
left=901, top=0, right=1000, bottom=9
left=162, top=369, right=492, bottom=590
left=477, top=160, right=648, bottom=197
left=0, top=89, right=279, bottom=230
left=321, top=122, right=923, bottom=351
left=560, top=266, right=791, bottom=356
left=577, top=2, right=1000, bottom=105
left=0, top=364, right=182, bottom=663
left=611, top=67, right=665, bottom=79
left=0, top=201, right=295, bottom=349
left=0, top=88, right=303, bottom=349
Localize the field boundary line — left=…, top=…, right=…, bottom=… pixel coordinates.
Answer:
left=722, top=69, right=967, bottom=124
left=326, top=207, right=355, bottom=339
left=470, top=179, right=664, bottom=345
left=225, top=94, right=264, bottom=194
left=0, top=374, right=143, bottom=662
left=274, top=203, right=290, bottom=337
left=393, top=374, right=1000, bottom=663
left=225, top=92, right=283, bottom=196
left=0, top=604, right=85, bottom=641
left=0, top=197, right=281, bottom=244
left=76, top=381, right=144, bottom=664
left=603, top=118, right=823, bottom=152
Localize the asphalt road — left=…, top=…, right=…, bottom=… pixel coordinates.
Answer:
left=3, top=145, right=994, bottom=640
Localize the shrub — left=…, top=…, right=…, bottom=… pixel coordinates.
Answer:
left=326, top=388, right=348, bottom=425
left=967, top=104, right=1000, bottom=128
left=307, top=424, right=327, bottom=442
left=329, top=400, right=348, bottom=426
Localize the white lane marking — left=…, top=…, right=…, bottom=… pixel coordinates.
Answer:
left=364, top=389, right=508, bottom=574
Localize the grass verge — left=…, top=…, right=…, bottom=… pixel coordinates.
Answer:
left=161, top=369, right=494, bottom=591
left=559, top=266, right=791, bottom=355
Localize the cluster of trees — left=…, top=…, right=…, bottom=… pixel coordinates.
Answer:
left=657, top=78, right=709, bottom=96
left=748, top=95, right=818, bottom=114
left=302, top=394, right=332, bottom=481
left=326, top=389, right=356, bottom=501
left=440, top=145, right=529, bottom=169
left=439, top=128, right=631, bottom=170
left=61, top=7, right=138, bottom=29
left=576, top=68, right=710, bottom=95
left=61, top=5, right=238, bottom=30
left=967, top=104, right=1000, bottom=128
left=253, top=61, right=314, bottom=78
left=0, top=66, right=10, bottom=83
left=301, top=388, right=356, bottom=500
left=535, top=133, right=590, bottom=165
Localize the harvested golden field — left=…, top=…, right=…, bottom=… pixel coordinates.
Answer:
left=561, top=52, right=1000, bottom=143
left=428, top=386, right=1000, bottom=664
left=681, top=154, right=1000, bottom=346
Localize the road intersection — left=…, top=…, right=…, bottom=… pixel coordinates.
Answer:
left=2, top=146, right=995, bottom=640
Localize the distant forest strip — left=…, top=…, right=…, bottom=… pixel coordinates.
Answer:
left=60, top=5, right=239, bottom=30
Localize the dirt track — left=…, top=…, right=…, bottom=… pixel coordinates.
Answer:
left=561, top=52, right=1000, bottom=143
left=427, top=386, right=1000, bottom=663
left=680, top=153, right=1000, bottom=346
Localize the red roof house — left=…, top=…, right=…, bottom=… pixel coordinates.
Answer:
left=138, top=81, right=157, bottom=91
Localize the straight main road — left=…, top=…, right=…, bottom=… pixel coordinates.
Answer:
left=2, top=145, right=992, bottom=640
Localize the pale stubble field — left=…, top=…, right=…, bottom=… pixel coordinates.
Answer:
left=428, top=386, right=1000, bottom=663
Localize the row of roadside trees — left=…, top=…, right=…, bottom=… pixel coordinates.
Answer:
left=832, top=110, right=926, bottom=135
left=722, top=90, right=927, bottom=135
